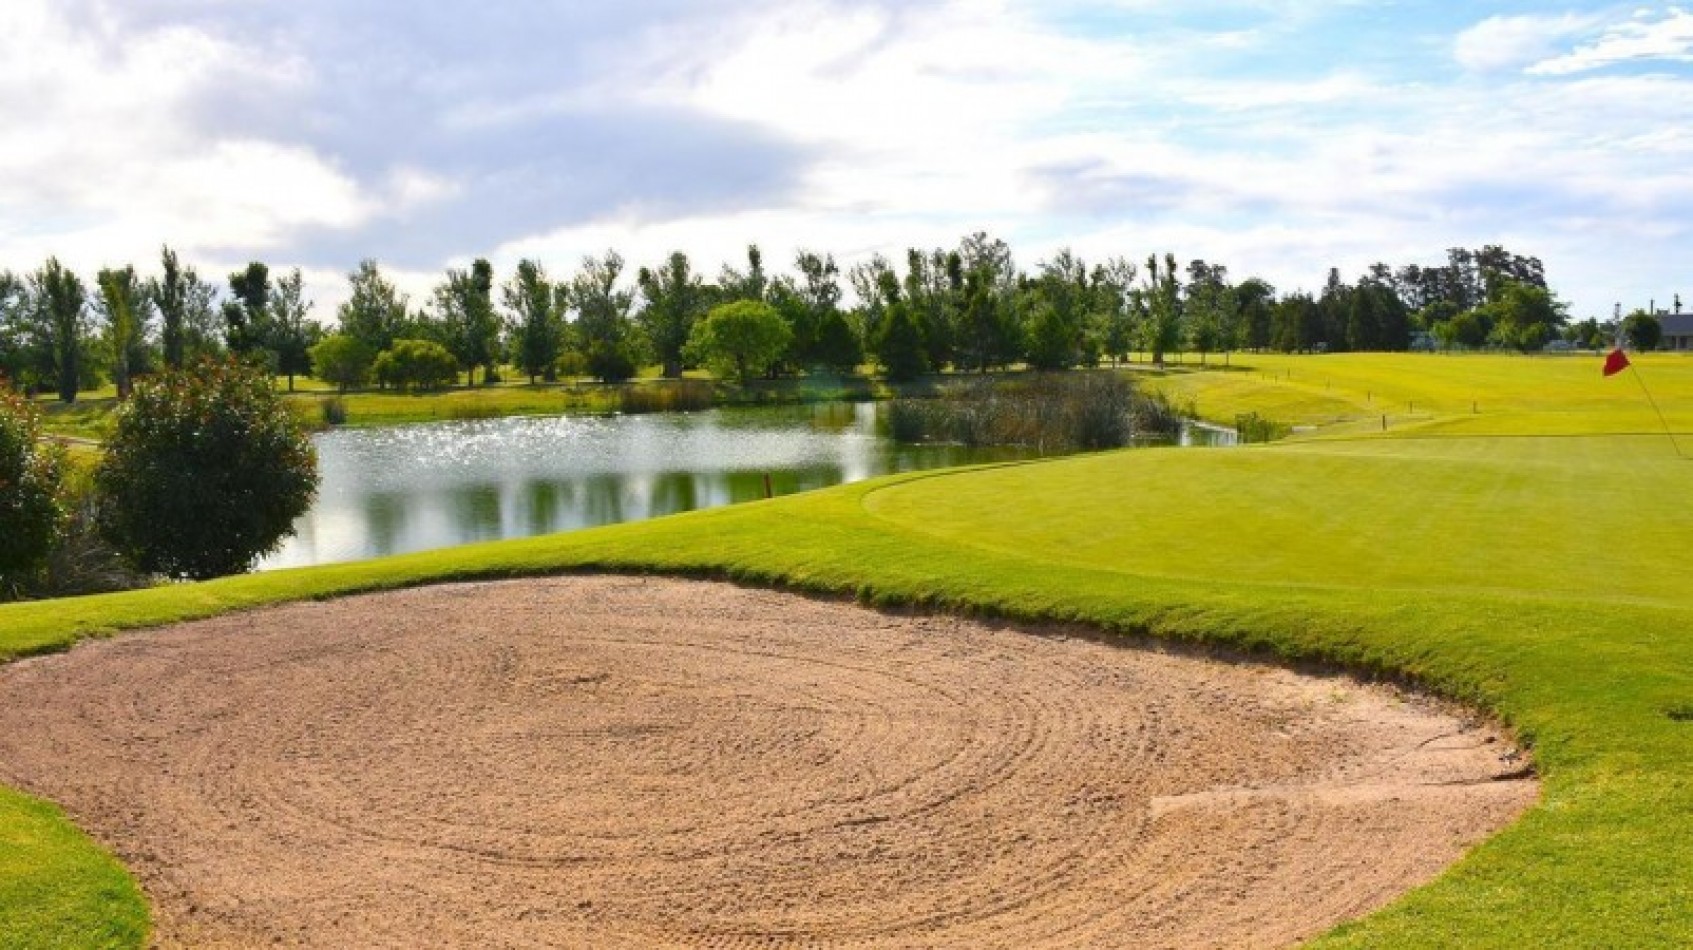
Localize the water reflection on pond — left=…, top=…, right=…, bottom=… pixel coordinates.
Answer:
left=263, top=402, right=1235, bottom=571
left=261, top=402, right=1043, bottom=570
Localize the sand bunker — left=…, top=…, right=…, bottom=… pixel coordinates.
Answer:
left=0, top=576, right=1534, bottom=948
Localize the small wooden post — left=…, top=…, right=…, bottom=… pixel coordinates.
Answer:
left=1381, top=414, right=1387, bottom=431
left=762, top=473, right=773, bottom=499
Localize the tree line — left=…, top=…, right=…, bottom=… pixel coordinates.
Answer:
left=0, top=237, right=1580, bottom=401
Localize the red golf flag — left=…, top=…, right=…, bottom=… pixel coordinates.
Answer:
left=1604, top=347, right=1631, bottom=377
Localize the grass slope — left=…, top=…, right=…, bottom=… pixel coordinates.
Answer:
left=5, top=352, right=1693, bottom=947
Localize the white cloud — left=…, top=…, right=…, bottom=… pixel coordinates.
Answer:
left=1529, top=6, right=1693, bottom=74
left=1454, top=13, right=1597, bottom=73
left=0, top=0, right=382, bottom=274
left=4, top=0, right=1691, bottom=322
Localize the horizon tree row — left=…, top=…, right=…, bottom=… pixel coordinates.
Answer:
left=1, top=237, right=1594, bottom=401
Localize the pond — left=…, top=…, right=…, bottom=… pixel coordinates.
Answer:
left=259, top=402, right=1233, bottom=571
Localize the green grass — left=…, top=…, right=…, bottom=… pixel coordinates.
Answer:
left=5, top=351, right=1693, bottom=946
left=35, top=374, right=898, bottom=437
left=1148, top=351, right=1693, bottom=437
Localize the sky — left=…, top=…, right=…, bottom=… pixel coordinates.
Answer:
left=3, top=1, right=1691, bottom=321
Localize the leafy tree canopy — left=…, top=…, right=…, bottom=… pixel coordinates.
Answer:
left=96, top=360, right=318, bottom=580
left=685, top=300, right=792, bottom=385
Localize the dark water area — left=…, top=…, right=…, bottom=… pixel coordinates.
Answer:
left=260, top=402, right=1234, bottom=571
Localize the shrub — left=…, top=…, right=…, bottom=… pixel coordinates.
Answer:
left=373, top=338, right=459, bottom=392
left=0, top=391, right=66, bottom=592
left=320, top=397, right=348, bottom=426
left=585, top=340, right=638, bottom=384
left=30, top=464, right=147, bottom=598
left=96, top=359, right=319, bottom=580
left=555, top=350, right=588, bottom=380
left=1234, top=412, right=1290, bottom=444
left=309, top=333, right=374, bottom=393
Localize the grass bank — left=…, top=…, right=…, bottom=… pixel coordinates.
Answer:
left=5, top=352, right=1693, bottom=946
left=35, top=373, right=911, bottom=438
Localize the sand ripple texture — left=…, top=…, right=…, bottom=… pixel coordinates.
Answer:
left=0, top=576, right=1535, bottom=949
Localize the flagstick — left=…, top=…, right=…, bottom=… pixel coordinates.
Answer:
left=1629, top=363, right=1688, bottom=459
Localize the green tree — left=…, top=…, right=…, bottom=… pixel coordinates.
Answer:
left=338, top=260, right=409, bottom=356
left=1022, top=249, right=1090, bottom=371
left=1435, top=309, right=1492, bottom=349
left=30, top=258, right=89, bottom=403
left=1485, top=282, right=1567, bottom=351
left=0, top=272, right=36, bottom=389
left=637, top=252, right=707, bottom=378
left=1024, top=301, right=1078, bottom=371
left=95, top=266, right=153, bottom=399
left=224, top=261, right=274, bottom=365
left=846, top=254, right=896, bottom=347
left=718, top=244, right=768, bottom=302
left=373, top=339, right=460, bottom=392
left=96, top=359, right=318, bottom=580
left=150, top=246, right=221, bottom=369
left=1346, top=278, right=1410, bottom=352
left=269, top=269, right=317, bottom=391
left=1270, top=293, right=1322, bottom=352
left=1621, top=311, right=1663, bottom=351
left=903, top=248, right=956, bottom=370
left=685, top=300, right=792, bottom=385
left=1183, top=261, right=1234, bottom=365
left=0, top=390, right=65, bottom=592
left=503, top=259, right=565, bottom=383
left=570, top=250, right=639, bottom=383
left=1138, top=253, right=1182, bottom=365
left=811, top=308, right=863, bottom=374
left=308, top=333, right=374, bottom=393
left=790, top=250, right=848, bottom=369
left=872, top=276, right=929, bottom=382
left=954, top=265, right=1019, bottom=372
left=1236, top=278, right=1276, bottom=351
left=1091, top=257, right=1138, bottom=365
left=434, top=259, right=500, bottom=385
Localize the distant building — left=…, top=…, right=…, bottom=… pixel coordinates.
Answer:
left=1665, top=313, right=1693, bottom=351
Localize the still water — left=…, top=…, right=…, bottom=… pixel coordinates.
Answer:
left=260, top=403, right=1039, bottom=570
left=261, top=402, right=1236, bottom=571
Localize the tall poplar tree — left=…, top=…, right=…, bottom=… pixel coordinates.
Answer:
left=270, top=269, right=316, bottom=391
left=30, top=258, right=89, bottom=403
left=503, top=259, right=564, bottom=383
left=435, top=258, right=500, bottom=385
left=637, top=252, right=706, bottom=378
left=95, top=266, right=151, bottom=398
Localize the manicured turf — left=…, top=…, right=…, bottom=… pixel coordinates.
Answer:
left=4, top=352, right=1692, bottom=947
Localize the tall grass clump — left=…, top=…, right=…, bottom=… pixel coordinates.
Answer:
left=1234, top=411, right=1289, bottom=444
left=619, top=380, right=715, bottom=414
left=27, top=465, right=148, bottom=599
left=446, top=402, right=503, bottom=421
left=887, top=372, right=1183, bottom=450
left=320, top=397, right=348, bottom=426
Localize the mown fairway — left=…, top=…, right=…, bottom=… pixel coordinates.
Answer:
left=3, top=352, right=1691, bottom=947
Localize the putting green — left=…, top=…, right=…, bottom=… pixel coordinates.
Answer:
left=862, top=435, right=1691, bottom=604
